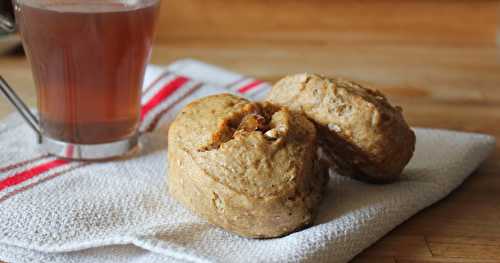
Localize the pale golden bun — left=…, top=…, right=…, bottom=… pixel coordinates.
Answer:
left=167, top=94, right=328, bottom=238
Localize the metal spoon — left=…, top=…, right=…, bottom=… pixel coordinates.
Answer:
left=0, top=14, right=15, bottom=33
left=0, top=76, right=42, bottom=141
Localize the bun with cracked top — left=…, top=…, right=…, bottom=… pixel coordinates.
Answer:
left=267, top=73, right=416, bottom=183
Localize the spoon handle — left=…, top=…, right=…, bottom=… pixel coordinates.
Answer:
left=0, top=76, right=42, bottom=141
left=0, top=14, right=15, bottom=33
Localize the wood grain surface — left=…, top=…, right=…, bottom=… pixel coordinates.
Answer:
left=1, top=1, right=499, bottom=262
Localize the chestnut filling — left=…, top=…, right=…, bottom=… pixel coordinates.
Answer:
left=199, top=103, right=281, bottom=152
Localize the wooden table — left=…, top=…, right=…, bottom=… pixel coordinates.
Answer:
left=1, top=1, right=500, bottom=262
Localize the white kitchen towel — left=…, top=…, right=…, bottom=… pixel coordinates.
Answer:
left=0, top=59, right=496, bottom=263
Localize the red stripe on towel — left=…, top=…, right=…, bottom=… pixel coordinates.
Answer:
left=145, top=83, right=202, bottom=132
left=141, top=76, right=190, bottom=120
left=0, top=159, right=70, bottom=191
left=142, top=71, right=172, bottom=95
left=238, top=80, right=263, bottom=94
left=0, top=155, right=50, bottom=174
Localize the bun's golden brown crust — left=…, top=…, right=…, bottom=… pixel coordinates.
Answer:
left=267, top=74, right=416, bottom=183
left=168, top=94, right=328, bottom=238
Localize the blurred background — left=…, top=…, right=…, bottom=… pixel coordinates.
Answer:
left=157, top=1, right=497, bottom=48
left=155, top=1, right=498, bottom=72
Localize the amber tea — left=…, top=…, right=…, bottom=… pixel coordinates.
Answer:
left=15, top=0, right=160, bottom=145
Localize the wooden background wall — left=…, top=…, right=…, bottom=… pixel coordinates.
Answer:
left=156, top=0, right=498, bottom=46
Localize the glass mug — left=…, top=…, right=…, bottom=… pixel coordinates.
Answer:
left=0, top=0, right=160, bottom=160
